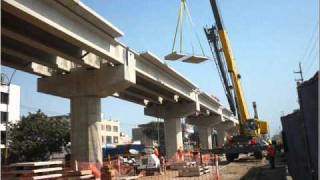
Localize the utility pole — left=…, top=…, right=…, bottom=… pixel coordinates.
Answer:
left=294, top=62, right=304, bottom=84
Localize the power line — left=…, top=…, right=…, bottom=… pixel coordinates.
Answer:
left=303, top=32, right=319, bottom=71
left=305, top=50, right=319, bottom=77
left=300, top=21, right=319, bottom=66
left=303, top=38, right=319, bottom=76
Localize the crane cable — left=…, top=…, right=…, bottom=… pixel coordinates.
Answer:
left=171, top=0, right=205, bottom=56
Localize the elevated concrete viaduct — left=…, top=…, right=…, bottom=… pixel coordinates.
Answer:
left=1, top=0, right=238, bottom=167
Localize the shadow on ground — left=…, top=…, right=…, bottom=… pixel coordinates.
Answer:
left=240, top=163, right=288, bottom=180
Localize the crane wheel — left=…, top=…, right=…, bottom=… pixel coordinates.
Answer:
left=226, top=153, right=238, bottom=162
left=254, top=151, right=263, bottom=160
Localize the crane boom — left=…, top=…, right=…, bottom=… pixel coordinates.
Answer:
left=209, top=0, right=250, bottom=126
left=202, top=0, right=269, bottom=161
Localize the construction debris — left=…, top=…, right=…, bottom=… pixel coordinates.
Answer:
left=63, top=169, right=95, bottom=180
left=5, top=161, right=63, bottom=180
left=169, top=161, right=196, bottom=170
left=178, top=165, right=211, bottom=177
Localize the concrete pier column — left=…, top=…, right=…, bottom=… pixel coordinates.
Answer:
left=70, top=96, right=102, bottom=166
left=216, top=128, right=226, bottom=147
left=198, top=126, right=213, bottom=149
left=164, top=118, right=183, bottom=159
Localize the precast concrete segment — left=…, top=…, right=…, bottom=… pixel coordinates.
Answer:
left=70, top=96, right=102, bottom=166
left=164, top=118, right=183, bottom=159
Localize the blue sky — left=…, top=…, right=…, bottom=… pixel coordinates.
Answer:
left=2, top=0, right=319, bottom=136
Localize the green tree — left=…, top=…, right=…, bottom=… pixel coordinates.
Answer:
left=7, top=110, right=70, bottom=163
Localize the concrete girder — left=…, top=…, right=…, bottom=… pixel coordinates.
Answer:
left=144, top=102, right=200, bottom=119
left=198, top=92, right=221, bottom=114
left=2, top=45, right=72, bottom=73
left=132, top=84, right=176, bottom=103
left=1, top=54, right=52, bottom=77
left=1, top=24, right=97, bottom=69
left=122, top=91, right=160, bottom=105
left=1, top=0, right=124, bottom=65
left=136, top=51, right=199, bottom=102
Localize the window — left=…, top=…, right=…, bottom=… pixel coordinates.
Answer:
left=106, top=125, right=111, bottom=132
left=113, top=126, right=118, bottom=132
left=1, top=112, right=8, bottom=123
left=113, top=136, right=118, bottom=144
left=1, top=92, right=8, bottom=104
left=101, top=125, right=105, bottom=131
left=1, top=131, right=6, bottom=145
left=106, top=136, right=112, bottom=144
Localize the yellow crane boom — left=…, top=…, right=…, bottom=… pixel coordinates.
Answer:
left=207, top=0, right=268, bottom=136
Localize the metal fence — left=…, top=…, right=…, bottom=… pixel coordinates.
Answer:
left=281, top=72, right=318, bottom=180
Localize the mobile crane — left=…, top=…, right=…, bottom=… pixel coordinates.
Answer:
left=204, top=0, right=269, bottom=162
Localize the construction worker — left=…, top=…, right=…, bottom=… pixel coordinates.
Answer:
left=267, top=141, right=276, bottom=169
left=177, top=146, right=184, bottom=161
left=159, top=155, right=166, bottom=174
left=153, top=146, right=159, bottom=157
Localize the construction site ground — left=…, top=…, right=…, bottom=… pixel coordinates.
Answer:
left=138, top=154, right=291, bottom=180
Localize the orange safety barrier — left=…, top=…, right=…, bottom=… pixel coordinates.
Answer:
left=213, top=154, right=221, bottom=180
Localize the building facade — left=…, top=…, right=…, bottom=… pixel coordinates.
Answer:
left=98, top=119, right=120, bottom=146
left=0, top=83, right=20, bottom=149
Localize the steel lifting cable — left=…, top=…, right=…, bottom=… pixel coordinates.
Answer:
left=183, top=1, right=206, bottom=56
left=171, top=0, right=206, bottom=56
left=171, top=0, right=184, bottom=53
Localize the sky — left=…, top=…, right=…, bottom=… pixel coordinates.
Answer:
left=1, top=0, right=319, bottom=136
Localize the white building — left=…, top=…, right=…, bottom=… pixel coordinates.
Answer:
left=119, top=132, right=131, bottom=144
left=97, top=119, right=120, bottom=146
left=1, top=83, right=20, bottom=149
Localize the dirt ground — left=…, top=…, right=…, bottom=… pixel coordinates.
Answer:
left=138, top=154, right=291, bottom=180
